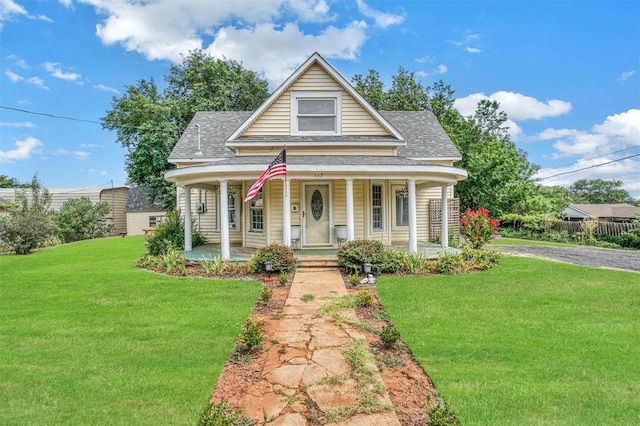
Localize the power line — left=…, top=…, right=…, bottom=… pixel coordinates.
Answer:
left=534, top=153, right=640, bottom=182
left=0, top=105, right=178, bottom=134
left=540, top=145, right=640, bottom=172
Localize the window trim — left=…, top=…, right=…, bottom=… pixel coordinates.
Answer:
left=371, top=182, right=384, bottom=232
left=392, top=185, right=410, bottom=229
left=249, top=188, right=264, bottom=233
left=291, top=91, right=342, bottom=136
left=216, top=186, right=240, bottom=231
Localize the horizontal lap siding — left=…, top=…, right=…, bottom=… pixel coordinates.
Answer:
left=127, top=213, right=152, bottom=236
left=243, top=64, right=389, bottom=137
left=354, top=180, right=365, bottom=239
left=269, top=181, right=284, bottom=244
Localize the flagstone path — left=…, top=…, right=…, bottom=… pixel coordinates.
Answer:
left=238, top=268, right=401, bottom=425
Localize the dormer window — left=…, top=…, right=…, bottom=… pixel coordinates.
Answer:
left=291, top=91, right=341, bottom=135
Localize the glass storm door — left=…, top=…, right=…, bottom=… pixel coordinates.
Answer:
left=303, top=184, right=330, bottom=246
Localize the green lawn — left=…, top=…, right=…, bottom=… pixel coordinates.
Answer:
left=0, top=237, right=260, bottom=425
left=378, top=257, right=640, bottom=425
left=491, top=237, right=580, bottom=247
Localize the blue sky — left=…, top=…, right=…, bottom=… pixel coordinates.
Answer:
left=1, top=0, right=639, bottom=197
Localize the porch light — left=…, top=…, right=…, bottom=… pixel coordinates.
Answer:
left=363, top=263, right=372, bottom=274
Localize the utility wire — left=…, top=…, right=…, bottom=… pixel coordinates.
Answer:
left=540, top=145, right=640, bottom=172
left=534, top=153, right=640, bottom=182
left=0, top=105, right=179, bottom=134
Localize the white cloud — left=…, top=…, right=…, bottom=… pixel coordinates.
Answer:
left=533, top=109, right=640, bottom=197
left=287, top=0, right=334, bottom=23
left=0, top=121, right=35, bottom=128
left=74, top=150, right=91, bottom=159
left=93, top=84, right=120, bottom=94
left=6, top=54, right=29, bottom=69
left=356, top=0, right=405, bottom=28
left=0, top=0, right=27, bottom=30
left=5, top=69, right=22, bottom=82
left=416, top=71, right=428, bottom=78
left=206, top=21, right=368, bottom=84
left=81, top=143, right=104, bottom=148
left=52, top=147, right=93, bottom=159
left=433, top=64, right=447, bottom=74
left=44, top=62, right=81, bottom=81
left=454, top=91, right=572, bottom=121
left=26, top=76, right=50, bottom=90
left=414, top=56, right=434, bottom=64
left=0, top=136, right=43, bottom=162
left=53, top=148, right=71, bottom=156
left=618, top=70, right=636, bottom=81
left=465, top=47, right=481, bottom=53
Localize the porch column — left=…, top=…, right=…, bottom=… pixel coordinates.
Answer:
left=408, top=179, right=418, bottom=253
left=346, top=178, right=355, bottom=241
left=283, top=178, right=291, bottom=246
left=441, top=185, right=449, bottom=249
left=219, top=180, right=230, bottom=260
left=183, top=187, right=192, bottom=252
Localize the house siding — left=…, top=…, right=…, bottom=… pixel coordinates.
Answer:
left=100, top=187, right=129, bottom=236
left=243, top=63, right=389, bottom=137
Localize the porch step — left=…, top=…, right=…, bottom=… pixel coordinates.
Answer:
left=296, top=256, right=340, bottom=269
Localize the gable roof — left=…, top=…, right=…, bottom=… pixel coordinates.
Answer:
left=126, top=186, right=166, bottom=213
left=567, top=203, right=640, bottom=219
left=226, top=52, right=404, bottom=143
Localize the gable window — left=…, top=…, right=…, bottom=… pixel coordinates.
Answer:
left=291, top=91, right=341, bottom=135
left=371, top=183, right=383, bottom=231
left=249, top=188, right=264, bottom=232
left=393, top=185, right=409, bottom=228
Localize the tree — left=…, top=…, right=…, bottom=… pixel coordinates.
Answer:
left=351, top=69, right=385, bottom=110
left=56, top=197, right=113, bottom=243
left=0, top=175, right=29, bottom=188
left=568, top=179, right=634, bottom=204
left=0, top=176, right=55, bottom=254
left=352, top=66, right=429, bottom=111
left=102, top=50, right=270, bottom=210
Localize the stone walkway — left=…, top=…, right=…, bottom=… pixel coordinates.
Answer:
left=241, top=268, right=400, bottom=425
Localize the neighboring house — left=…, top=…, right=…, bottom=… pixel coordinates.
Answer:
left=0, top=187, right=129, bottom=235
left=564, top=203, right=640, bottom=223
left=125, top=186, right=167, bottom=236
left=165, top=52, right=467, bottom=259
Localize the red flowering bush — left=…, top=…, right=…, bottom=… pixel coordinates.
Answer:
left=461, top=207, right=500, bottom=249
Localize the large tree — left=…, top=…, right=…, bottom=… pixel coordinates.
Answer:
left=568, top=179, right=634, bottom=204
left=102, top=50, right=270, bottom=209
left=0, top=175, right=29, bottom=188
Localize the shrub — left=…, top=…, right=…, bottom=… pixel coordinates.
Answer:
left=278, top=271, right=290, bottom=286
left=246, top=243, right=296, bottom=274
left=614, top=228, right=640, bottom=249
left=238, top=317, right=264, bottom=352
left=259, top=285, right=273, bottom=302
left=356, top=289, right=374, bottom=307
left=0, top=176, right=56, bottom=254
left=56, top=197, right=112, bottom=243
left=435, top=252, right=465, bottom=274
left=336, top=239, right=387, bottom=275
left=348, top=273, right=361, bottom=286
left=158, top=246, right=186, bottom=275
left=427, top=396, right=461, bottom=426
left=381, top=249, right=406, bottom=274
left=462, top=247, right=501, bottom=270
left=145, top=210, right=206, bottom=255
left=380, top=324, right=401, bottom=349
left=200, top=255, right=225, bottom=275
left=461, top=207, right=499, bottom=249
left=403, top=252, right=430, bottom=274
left=134, top=254, right=161, bottom=270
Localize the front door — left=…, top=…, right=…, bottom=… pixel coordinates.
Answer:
left=303, top=184, right=330, bottom=246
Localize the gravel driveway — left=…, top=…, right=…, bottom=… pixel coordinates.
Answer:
left=497, top=245, right=640, bottom=272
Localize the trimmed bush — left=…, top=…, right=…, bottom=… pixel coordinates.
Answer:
left=246, top=243, right=296, bottom=274
left=462, top=247, right=501, bottom=270
left=435, top=252, right=465, bottom=274
left=145, top=211, right=206, bottom=255
left=336, top=239, right=388, bottom=275
left=380, top=324, right=401, bottom=349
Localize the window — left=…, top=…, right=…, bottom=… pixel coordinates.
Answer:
left=149, top=216, right=157, bottom=227
left=217, top=187, right=240, bottom=230
left=291, top=91, right=341, bottom=135
left=250, top=189, right=264, bottom=232
left=393, top=186, right=409, bottom=227
left=371, top=184, right=383, bottom=231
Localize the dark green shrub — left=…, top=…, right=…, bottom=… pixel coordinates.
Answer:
left=246, top=243, right=296, bottom=273
left=614, top=229, right=640, bottom=249
left=278, top=271, right=290, bottom=286
left=380, top=324, right=401, bottom=349
left=336, top=239, right=387, bottom=275
left=381, top=249, right=406, bottom=273
left=356, top=289, right=374, bottom=307
left=427, top=396, right=461, bottom=426
left=198, top=400, right=255, bottom=426
left=462, top=247, right=501, bottom=270
left=145, top=210, right=206, bottom=255
left=238, top=317, right=264, bottom=352
left=55, top=197, right=112, bottom=243
left=435, top=252, right=465, bottom=274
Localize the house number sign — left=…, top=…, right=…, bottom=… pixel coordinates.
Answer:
left=311, top=190, right=323, bottom=220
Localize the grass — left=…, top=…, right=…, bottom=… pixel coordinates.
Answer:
left=0, top=237, right=260, bottom=425
left=378, top=256, right=640, bottom=425
left=491, top=237, right=580, bottom=247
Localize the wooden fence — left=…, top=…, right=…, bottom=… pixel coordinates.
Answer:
left=554, top=221, right=639, bottom=237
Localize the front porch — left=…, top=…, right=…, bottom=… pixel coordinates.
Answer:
left=186, top=241, right=462, bottom=263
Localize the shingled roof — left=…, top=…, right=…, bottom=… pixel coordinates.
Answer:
left=168, top=110, right=461, bottom=163
left=126, top=186, right=166, bottom=213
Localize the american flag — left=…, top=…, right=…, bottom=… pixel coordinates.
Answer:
left=244, top=149, right=287, bottom=202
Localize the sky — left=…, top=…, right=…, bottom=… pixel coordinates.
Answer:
left=1, top=0, right=639, bottom=198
